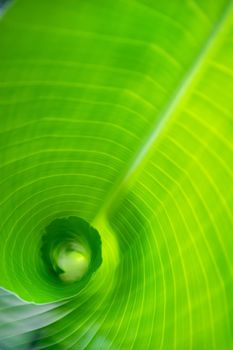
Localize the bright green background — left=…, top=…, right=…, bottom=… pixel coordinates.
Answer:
left=0, top=0, right=233, bottom=349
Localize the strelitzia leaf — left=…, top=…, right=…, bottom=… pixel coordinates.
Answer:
left=0, top=0, right=233, bottom=349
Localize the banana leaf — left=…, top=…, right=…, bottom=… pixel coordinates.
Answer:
left=0, top=0, right=233, bottom=349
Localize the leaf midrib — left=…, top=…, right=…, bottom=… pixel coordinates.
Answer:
left=93, top=0, right=233, bottom=223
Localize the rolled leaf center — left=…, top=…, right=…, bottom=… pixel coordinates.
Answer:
left=41, top=216, right=102, bottom=286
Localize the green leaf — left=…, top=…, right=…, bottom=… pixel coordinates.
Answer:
left=0, top=0, right=233, bottom=349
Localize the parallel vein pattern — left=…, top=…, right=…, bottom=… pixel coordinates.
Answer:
left=0, top=0, right=233, bottom=349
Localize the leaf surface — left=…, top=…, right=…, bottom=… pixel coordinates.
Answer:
left=0, top=0, right=233, bottom=349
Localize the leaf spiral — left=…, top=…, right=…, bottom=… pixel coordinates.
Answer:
left=0, top=0, right=233, bottom=349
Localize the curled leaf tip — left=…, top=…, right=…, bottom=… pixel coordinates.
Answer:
left=56, top=244, right=90, bottom=283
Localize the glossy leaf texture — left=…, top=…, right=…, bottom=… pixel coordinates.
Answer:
left=0, top=0, right=233, bottom=349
